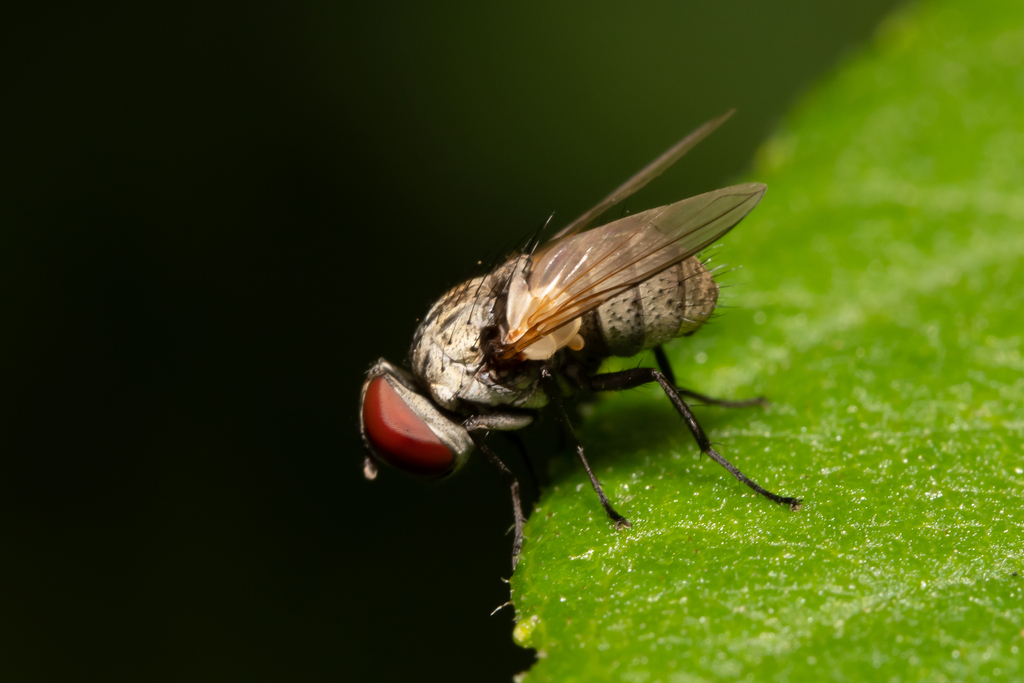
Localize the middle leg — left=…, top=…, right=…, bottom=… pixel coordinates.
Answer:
left=540, top=366, right=631, bottom=529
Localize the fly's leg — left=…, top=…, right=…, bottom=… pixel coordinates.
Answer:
left=499, top=431, right=541, bottom=494
left=463, top=413, right=540, bottom=495
left=651, top=346, right=678, bottom=385
left=653, top=345, right=767, bottom=408
left=574, top=442, right=632, bottom=529
left=584, top=367, right=802, bottom=511
left=540, top=367, right=632, bottom=530
left=472, top=434, right=526, bottom=570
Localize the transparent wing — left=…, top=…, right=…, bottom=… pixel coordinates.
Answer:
left=501, top=183, right=766, bottom=359
left=548, top=110, right=735, bottom=241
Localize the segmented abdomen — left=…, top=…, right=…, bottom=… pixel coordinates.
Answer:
left=578, top=256, right=718, bottom=358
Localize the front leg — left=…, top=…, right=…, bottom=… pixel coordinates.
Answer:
left=653, top=345, right=767, bottom=408
left=463, top=412, right=540, bottom=492
left=582, top=366, right=802, bottom=510
left=471, top=433, right=527, bottom=570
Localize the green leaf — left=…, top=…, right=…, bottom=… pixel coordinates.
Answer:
left=510, top=0, right=1024, bottom=680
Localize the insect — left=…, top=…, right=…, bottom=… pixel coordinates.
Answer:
left=359, top=111, right=801, bottom=569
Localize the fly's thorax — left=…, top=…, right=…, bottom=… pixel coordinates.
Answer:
left=578, top=256, right=718, bottom=358
left=410, top=275, right=491, bottom=410
left=410, top=260, right=547, bottom=412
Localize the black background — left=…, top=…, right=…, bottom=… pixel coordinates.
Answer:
left=2, top=2, right=899, bottom=681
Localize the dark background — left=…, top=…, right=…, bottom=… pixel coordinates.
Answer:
left=2, top=2, right=900, bottom=681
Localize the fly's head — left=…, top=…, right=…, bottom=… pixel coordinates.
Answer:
left=359, top=359, right=474, bottom=480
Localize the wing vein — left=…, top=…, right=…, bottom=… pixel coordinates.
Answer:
left=499, top=183, right=765, bottom=358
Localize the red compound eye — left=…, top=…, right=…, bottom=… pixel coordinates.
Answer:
left=362, top=377, right=453, bottom=476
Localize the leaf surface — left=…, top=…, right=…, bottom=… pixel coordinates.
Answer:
left=511, top=1, right=1024, bottom=680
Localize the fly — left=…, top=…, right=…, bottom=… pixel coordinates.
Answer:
left=358, top=111, right=802, bottom=569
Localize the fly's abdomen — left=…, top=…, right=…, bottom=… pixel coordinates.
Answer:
left=580, top=256, right=718, bottom=358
